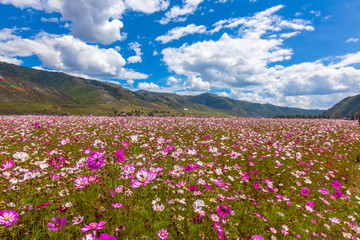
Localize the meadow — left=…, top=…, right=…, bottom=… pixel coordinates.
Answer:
left=0, top=116, right=359, bottom=240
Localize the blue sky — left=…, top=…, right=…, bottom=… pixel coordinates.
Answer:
left=0, top=0, right=360, bottom=109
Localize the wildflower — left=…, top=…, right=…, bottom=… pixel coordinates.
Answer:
left=318, top=188, right=329, bottom=195
left=87, top=151, right=104, bottom=170
left=153, top=203, right=165, bottom=211
left=112, top=203, right=123, bottom=208
left=217, top=204, right=231, bottom=218
left=96, top=233, right=117, bottom=240
left=334, top=189, right=343, bottom=198
left=47, top=216, right=67, bottom=231
left=7, top=202, right=15, bottom=208
left=114, top=148, right=126, bottom=162
left=157, top=228, right=169, bottom=240
left=331, top=180, right=342, bottom=189
left=342, top=232, right=352, bottom=239
left=65, top=202, right=73, bottom=208
left=0, top=210, right=18, bottom=226
left=270, top=227, right=277, bottom=233
left=2, top=160, right=14, bottom=169
left=301, top=187, right=309, bottom=195
left=130, top=169, right=156, bottom=188
left=253, top=181, right=261, bottom=189
left=251, top=235, right=264, bottom=240
left=74, top=176, right=89, bottom=189
left=211, top=214, right=220, bottom=222
left=81, top=221, right=106, bottom=232
left=72, top=215, right=84, bottom=225
left=115, top=185, right=124, bottom=193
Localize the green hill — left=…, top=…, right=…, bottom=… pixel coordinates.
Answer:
left=0, top=61, right=323, bottom=117
left=322, top=94, right=360, bottom=119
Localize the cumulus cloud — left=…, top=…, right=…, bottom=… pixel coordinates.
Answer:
left=156, top=24, right=206, bottom=44
left=167, top=76, right=179, bottom=85
left=0, top=29, right=147, bottom=80
left=0, top=55, right=23, bottom=65
left=161, top=5, right=360, bottom=109
left=184, top=75, right=210, bottom=91
left=160, top=0, right=205, bottom=24
left=40, top=17, right=60, bottom=23
left=138, top=82, right=161, bottom=90
left=125, top=0, right=169, bottom=14
left=1, top=0, right=169, bottom=45
left=127, top=42, right=142, bottom=64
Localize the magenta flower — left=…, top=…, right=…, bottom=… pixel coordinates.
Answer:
left=217, top=204, right=231, bottom=218
left=88, top=151, right=104, bottom=170
left=251, top=235, right=265, bottom=240
left=112, top=203, right=123, bottom=208
left=47, top=216, right=67, bottom=231
left=114, top=148, right=126, bottom=162
left=130, top=169, right=156, bottom=188
left=96, top=233, right=117, bottom=240
left=334, top=189, right=343, bottom=198
left=0, top=210, right=18, bottom=226
left=318, top=188, right=329, bottom=195
left=1, top=160, right=14, bottom=169
left=253, top=181, right=261, bottom=189
left=301, top=187, right=309, bottom=195
left=157, top=228, right=169, bottom=240
left=81, top=221, right=106, bottom=232
left=331, top=180, right=342, bottom=189
left=74, top=176, right=89, bottom=189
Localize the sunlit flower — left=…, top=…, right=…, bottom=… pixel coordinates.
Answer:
left=157, top=228, right=169, bottom=240
left=72, top=215, right=84, bottom=225
left=0, top=210, right=18, bottom=226
left=47, top=216, right=67, bottom=231
left=81, top=221, right=106, bottom=232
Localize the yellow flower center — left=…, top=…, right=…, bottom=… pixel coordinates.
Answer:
left=161, top=233, right=165, bottom=236
left=4, top=217, right=10, bottom=221
left=55, top=223, right=60, bottom=227
left=91, top=224, right=96, bottom=228
left=80, top=182, right=84, bottom=186
left=142, top=178, right=146, bottom=182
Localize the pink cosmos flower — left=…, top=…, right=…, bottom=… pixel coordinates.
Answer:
left=251, top=235, right=265, bottom=240
left=130, top=169, right=156, bottom=188
left=0, top=210, right=18, bottom=226
left=253, top=181, right=261, bottom=189
left=112, top=203, right=123, bottom=208
left=334, top=189, right=343, bottom=198
left=96, top=233, right=117, bottom=240
left=74, top=176, right=89, bottom=189
left=1, top=160, right=14, bottom=169
left=157, top=228, right=169, bottom=240
left=331, top=180, right=342, bottom=189
left=81, top=221, right=106, bottom=232
left=217, top=204, right=231, bottom=218
left=72, top=215, right=84, bottom=225
left=318, top=188, right=329, bottom=195
left=47, top=216, right=67, bottom=231
left=114, top=148, right=126, bottom=162
left=301, top=187, right=309, bottom=195
left=88, top=151, right=104, bottom=170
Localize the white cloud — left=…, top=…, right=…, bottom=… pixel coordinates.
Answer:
left=127, top=42, right=142, bottom=63
left=184, top=75, right=210, bottom=91
left=0, top=30, right=147, bottom=80
left=0, top=55, right=23, bottom=65
left=41, top=17, right=59, bottom=23
left=125, top=0, right=169, bottom=14
left=138, top=82, right=160, bottom=90
left=346, top=38, right=359, bottom=43
left=167, top=76, right=179, bottom=85
left=310, top=10, right=321, bottom=17
left=1, top=0, right=169, bottom=45
left=156, top=24, right=206, bottom=44
left=160, top=0, right=205, bottom=24
left=161, top=5, right=360, bottom=109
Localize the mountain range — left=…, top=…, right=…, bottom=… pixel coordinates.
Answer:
left=0, top=61, right=337, bottom=117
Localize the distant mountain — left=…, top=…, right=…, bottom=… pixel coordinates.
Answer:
left=0, top=61, right=322, bottom=117
left=322, top=94, right=360, bottom=118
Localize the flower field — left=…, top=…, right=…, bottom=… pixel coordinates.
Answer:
left=0, top=116, right=360, bottom=239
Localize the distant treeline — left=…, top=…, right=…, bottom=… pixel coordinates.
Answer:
left=273, top=114, right=331, bottom=119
